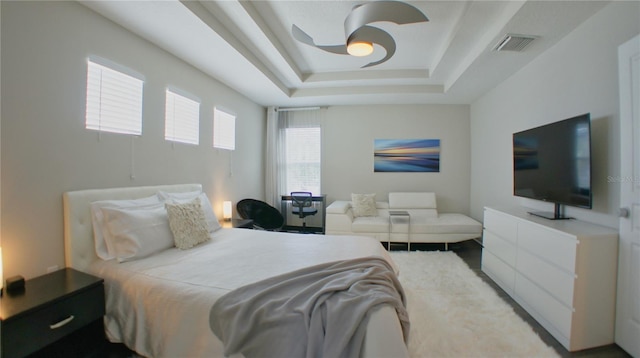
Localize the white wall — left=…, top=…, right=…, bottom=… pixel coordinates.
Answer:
left=322, top=104, right=471, bottom=214
left=1, top=2, right=265, bottom=279
left=470, top=1, right=640, bottom=228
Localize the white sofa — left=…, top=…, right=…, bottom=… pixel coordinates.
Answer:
left=325, top=192, right=482, bottom=249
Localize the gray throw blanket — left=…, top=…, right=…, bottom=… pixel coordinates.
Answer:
left=209, top=256, right=409, bottom=358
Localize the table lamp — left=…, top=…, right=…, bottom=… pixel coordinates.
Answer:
left=1, top=247, right=4, bottom=294
left=223, top=201, right=232, bottom=221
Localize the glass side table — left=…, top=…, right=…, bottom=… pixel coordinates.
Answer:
left=388, top=210, right=410, bottom=251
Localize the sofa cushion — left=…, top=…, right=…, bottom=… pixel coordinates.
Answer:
left=352, top=216, right=389, bottom=233
left=411, top=213, right=482, bottom=234
left=351, top=193, right=378, bottom=217
left=389, top=192, right=437, bottom=209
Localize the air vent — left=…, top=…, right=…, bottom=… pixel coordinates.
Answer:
left=493, top=34, right=537, bottom=52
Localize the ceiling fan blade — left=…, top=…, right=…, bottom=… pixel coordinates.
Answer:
left=292, top=24, right=349, bottom=55
left=291, top=1, right=428, bottom=68
left=344, top=1, right=429, bottom=39
left=348, top=25, right=396, bottom=68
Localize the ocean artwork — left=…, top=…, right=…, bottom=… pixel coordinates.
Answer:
left=374, top=139, right=440, bottom=172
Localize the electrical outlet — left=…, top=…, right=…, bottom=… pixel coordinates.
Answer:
left=46, top=265, right=59, bottom=273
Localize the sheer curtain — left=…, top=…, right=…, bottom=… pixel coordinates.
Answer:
left=265, top=107, right=323, bottom=208
left=265, top=107, right=283, bottom=207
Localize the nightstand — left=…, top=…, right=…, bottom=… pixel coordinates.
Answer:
left=0, top=268, right=105, bottom=358
left=221, top=218, right=254, bottom=229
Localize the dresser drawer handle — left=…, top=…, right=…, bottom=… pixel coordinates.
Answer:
left=50, top=315, right=75, bottom=329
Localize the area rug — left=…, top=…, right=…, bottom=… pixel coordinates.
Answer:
left=389, top=251, right=559, bottom=358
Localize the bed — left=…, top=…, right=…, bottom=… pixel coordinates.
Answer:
left=63, top=184, right=409, bottom=358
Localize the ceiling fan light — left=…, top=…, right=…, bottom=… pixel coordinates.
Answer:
left=347, top=41, right=374, bottom=57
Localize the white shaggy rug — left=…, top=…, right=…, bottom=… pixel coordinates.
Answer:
left=389, top=251, right=559, bottom=358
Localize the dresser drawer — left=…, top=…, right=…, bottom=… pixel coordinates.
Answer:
left=515, top=272, right=573, bottom=340
left=483, top=229, right=516, bottom=267
left=2, top=284, right=105, bottom=358
left=518, top=220, right=577, bottom=273
left=517, top=248, right=575, bottom=307
left=484, top=209, right=518, bottom=243
left=482, top=250, right=516, bottom=294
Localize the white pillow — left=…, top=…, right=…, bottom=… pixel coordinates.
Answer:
left=157, top=190, right=222, bottom=232
left=351, top=193, right=378, bottom=217
left=90, top=195, right=161, bottom=260
left=165, top=198, right=211, bottom=250
left=102, top=203, right=174, bottom=262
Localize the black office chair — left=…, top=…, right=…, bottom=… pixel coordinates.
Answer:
left=236, top=199, right=284, bottom=231
left=291, top=192, right=318, bottom=233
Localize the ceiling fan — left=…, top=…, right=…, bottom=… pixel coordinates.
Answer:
left=292, top=1, right=428, bottom=68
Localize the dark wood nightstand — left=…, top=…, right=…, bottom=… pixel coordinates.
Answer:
left=221, top=218, right=254, bottom=229
left=0, top=268, right=105, bottom=358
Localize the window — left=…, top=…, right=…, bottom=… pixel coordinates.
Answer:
left=213, top=107, right=235, bottom=150
left=284, top=126, right=321, bottom=195
left=265, top=107, right=323, bottom=205
left=85, top=58, right=144, bottom=135
left=165, top=89, right=200, bottom=145
left=276, top=110, right=322, bottom=195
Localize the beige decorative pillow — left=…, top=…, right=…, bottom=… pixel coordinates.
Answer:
left=165, top=197, right=210, bottom=250
left=351, top=193, right=378, bottom=217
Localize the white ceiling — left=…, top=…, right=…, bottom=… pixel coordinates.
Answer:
left=79, top=0, right=609, bottom=107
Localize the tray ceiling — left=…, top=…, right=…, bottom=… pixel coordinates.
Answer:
left=80, top=0, right=608, bottom=106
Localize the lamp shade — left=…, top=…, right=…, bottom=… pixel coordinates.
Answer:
left=223, top=201, right=232, bottom=220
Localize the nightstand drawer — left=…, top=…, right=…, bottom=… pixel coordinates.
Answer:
left=2, top=284, right=105, bottom=358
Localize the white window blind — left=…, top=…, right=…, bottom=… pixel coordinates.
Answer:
left=165, top=89, right=200, bottom=145
left=213, top=107, right=236, bottom=150
left=285, top=126, right=321, bottom=195
left=85, top=59, right=143, bottom=135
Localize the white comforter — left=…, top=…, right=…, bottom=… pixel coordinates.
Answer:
left=89, top=228, right=404, bottom=358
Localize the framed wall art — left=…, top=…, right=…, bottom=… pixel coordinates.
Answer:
left=374, top=139, right=440, bottom=172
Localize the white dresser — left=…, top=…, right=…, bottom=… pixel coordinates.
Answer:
left=481, top=207, right=618, bottom=352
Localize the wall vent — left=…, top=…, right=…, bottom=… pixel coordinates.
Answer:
left=493, top=34, right=537, bottom=52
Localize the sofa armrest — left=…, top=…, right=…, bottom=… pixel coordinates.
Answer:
left=327, top=200, right=352, bottom=214
left=326, top=201, right=355, bottom=233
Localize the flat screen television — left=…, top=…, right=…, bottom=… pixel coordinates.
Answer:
left=513, top=113, right=592, bottom=220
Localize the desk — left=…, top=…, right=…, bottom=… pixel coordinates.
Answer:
left=281, top=195, right=326, bottom=233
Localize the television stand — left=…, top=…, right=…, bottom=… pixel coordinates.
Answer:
left=528, top=203, right=573, bottom=220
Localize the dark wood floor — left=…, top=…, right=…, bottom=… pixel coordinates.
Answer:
left=442, top=239, right=631, bottom=358
left=57, top=239, right=631, bottom=358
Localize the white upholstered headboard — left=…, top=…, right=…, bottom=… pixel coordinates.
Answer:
left=63, top=183, right=202, bottom=272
